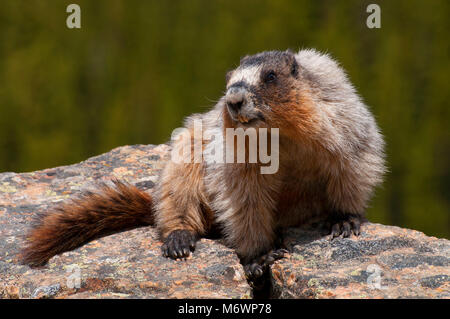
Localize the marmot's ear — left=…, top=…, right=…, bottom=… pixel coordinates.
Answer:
left=285, top=50, right=299, bottom=77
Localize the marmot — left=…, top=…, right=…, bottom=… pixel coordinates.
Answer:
left=20, top=49, right=385, bottom=279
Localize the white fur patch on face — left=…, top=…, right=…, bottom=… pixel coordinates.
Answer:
left=227, top=65, right=262, bottom=88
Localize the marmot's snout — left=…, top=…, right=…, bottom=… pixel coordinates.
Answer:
left=225, top=83, right=261, bottom=124
left=226, top=85, right=246, bottom=112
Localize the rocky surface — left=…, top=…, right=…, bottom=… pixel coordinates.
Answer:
left=0, top=144, right=448, bottom=299
left=272, top=224, right=449, bottom=298
left=0, top=144, right=250, bottom=299
left=1, top=227, right=250, bottom=299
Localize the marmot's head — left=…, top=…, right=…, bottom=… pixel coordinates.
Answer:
left=224, top=50, right=312, bottom=133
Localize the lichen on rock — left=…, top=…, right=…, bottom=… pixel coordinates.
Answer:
left=272, top=224, right=449, bottom=298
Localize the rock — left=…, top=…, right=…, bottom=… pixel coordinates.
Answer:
left=0, top=144, right=448, bottom=299
left=272, top=224, right=449, bottom=298
left=0, top=144, right=250, bottom=299
left=1, top=227, right=249, bottom=299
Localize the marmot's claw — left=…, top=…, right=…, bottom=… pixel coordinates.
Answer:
left=329, top=216, right=362, bottom=239
left=244, top=248, right=288, bottom=280
left=244, top=263, right=264, bottom=281
left=162, top=229, right=197, bottom=259
left=259, top=248, right=288, bottom=268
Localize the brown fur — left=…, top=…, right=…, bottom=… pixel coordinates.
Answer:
left=20, top=180, right=153, bottom=266
left=21, top=49, right=385, bottom=267
left=155, top=49, right=385, bottom=262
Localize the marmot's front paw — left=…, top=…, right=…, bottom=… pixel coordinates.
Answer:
left=162, top=230, right=197, bottom=259
left=244, top=248, right=288, bottom=281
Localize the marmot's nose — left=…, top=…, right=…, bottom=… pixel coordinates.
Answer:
left=226, top=87, right=247, bottom=112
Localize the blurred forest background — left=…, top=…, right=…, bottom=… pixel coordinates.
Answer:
left=0, top=0, right=448, bottom=238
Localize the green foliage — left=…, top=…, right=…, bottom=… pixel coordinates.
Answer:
left=0, top=0, right=448, bottom=238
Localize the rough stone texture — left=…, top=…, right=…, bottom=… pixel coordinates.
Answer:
left=0, top=144, right=250, bottom=299
left=272, top=224, right=449, bottom=298
left=0, top=144, right=449, bottom=299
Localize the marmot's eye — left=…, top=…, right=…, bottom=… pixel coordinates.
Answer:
left=264, top=71, right=277, bottom=83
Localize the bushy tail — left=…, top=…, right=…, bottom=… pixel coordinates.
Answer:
left=20, top=180, right=154, bottom=267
